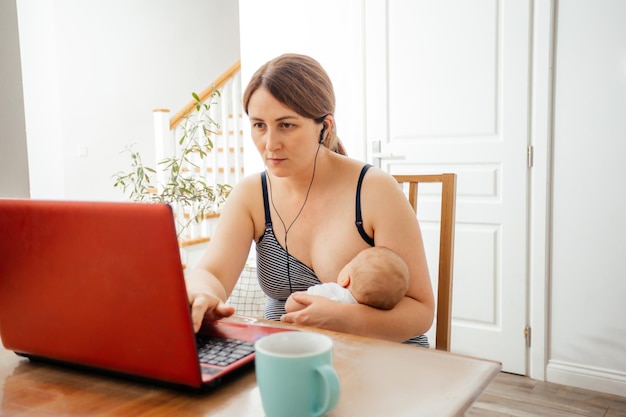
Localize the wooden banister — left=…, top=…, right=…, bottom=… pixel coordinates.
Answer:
left=169, top=60, right=241, bottom=130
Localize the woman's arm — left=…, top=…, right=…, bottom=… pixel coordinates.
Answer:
left=281, top=169, right=435, bottom=342
left=185, top=176, right=259, bottom=332
left=282, top=294, right=431, bottom=342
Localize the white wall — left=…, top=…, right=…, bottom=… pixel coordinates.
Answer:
left=239, top=0, right=366, bottom=175
left=16, top=0, right=240, bottom=201
left=547, top=0, right=626, bottom=395
left=0, top=0, right=30, bottom=198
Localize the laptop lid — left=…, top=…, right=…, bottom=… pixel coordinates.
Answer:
left=0, top=199, right=283, bottom=390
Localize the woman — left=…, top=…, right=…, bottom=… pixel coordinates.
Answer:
left=185, top=53, right=434, bottom=346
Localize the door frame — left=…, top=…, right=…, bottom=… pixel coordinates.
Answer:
left=527, top=0, right=556, bottom=381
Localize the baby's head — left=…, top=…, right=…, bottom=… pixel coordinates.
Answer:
left=338, top=247, right=409, bottom=310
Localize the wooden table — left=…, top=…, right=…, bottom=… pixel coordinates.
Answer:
left=0, top=320, right=500, bottom=417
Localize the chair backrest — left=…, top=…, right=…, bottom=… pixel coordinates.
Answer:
left=393, top=174, right=457, bottom=351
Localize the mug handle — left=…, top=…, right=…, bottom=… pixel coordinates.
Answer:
left=312, top=364, right=340, bottom=417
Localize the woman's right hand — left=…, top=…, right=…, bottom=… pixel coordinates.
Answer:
left=188, top=289, right=235, bottom=333
left=186, top=269, right=235, bottom=332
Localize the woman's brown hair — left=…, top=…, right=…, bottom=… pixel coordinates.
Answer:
left=243, top=53, right=346, bottom=155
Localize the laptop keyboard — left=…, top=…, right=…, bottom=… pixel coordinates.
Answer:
left=196, top=335, right=255, bottom=367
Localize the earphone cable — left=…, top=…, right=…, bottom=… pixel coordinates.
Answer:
left=268, top=142, right=322, bottom=294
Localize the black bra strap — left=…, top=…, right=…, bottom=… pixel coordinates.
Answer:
left=261, top=171, right=272, bottom=230
left=355, top=164, right=375, bottom=246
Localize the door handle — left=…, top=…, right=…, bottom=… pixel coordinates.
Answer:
left=371, top=152, right=405, bottom=160
left=371, top=141, right=405, bottom=168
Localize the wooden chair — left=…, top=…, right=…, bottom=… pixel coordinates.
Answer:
left=393, top=174, right=457, bottom=351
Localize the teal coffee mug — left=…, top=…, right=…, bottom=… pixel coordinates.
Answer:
left=255, top=331, right=340, bottom=417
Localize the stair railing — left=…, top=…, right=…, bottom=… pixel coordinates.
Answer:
left=153, top=61, right=243, bottom=247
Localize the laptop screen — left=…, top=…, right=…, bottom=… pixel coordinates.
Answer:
left=0, top=200, right=212, bottom=388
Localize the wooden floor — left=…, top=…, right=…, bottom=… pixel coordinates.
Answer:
left=467, top=372, right=626, bottom=417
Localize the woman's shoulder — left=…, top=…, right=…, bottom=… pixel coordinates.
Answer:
left=231, top=172, right=263, bottom=190
left=354, top=164, right=407, bottom=203
left=324, top=158, right=398, bottom=197
left=360, top=164, right=399, bottom=187
left=222, top=172, right=263, bottom=203
left=330, top=155, right=394, bottom=182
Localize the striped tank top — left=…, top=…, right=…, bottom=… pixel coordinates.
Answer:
left=255, top=165, right=429, bottom=348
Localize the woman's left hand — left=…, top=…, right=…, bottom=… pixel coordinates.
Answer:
left=280, top=292, right=344, bottom=331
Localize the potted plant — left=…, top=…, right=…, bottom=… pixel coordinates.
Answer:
left=113, top=91, right=232, bottom=243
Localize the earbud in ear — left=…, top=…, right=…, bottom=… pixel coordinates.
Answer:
left=319, top=124, right=327, bottom=144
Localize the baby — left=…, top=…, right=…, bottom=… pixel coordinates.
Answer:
left=286, top=246, right=409, bottom=311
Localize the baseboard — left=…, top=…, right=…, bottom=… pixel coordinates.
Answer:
left=546, top=360, right=626, bottom=397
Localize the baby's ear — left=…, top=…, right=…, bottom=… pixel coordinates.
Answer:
left=338, top=275, right=351, bottom=288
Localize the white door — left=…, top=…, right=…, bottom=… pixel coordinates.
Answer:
left=365, top=0, right=530, bottom=374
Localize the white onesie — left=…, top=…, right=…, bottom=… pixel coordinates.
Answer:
left=306, top=282, right=357, bottom=304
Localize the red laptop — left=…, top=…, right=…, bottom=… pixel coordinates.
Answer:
left=0, top=199, right=287, bottom=390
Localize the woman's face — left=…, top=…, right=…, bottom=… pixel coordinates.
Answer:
left=247, top=87, right=321, bottom=178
